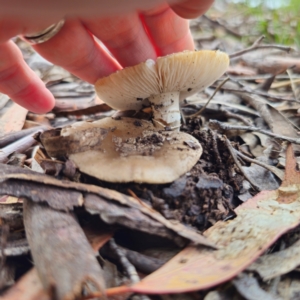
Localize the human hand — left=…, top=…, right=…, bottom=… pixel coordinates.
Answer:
left=0, top=0, right=214, bottom=113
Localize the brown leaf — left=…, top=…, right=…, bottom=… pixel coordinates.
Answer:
left=0, top=102, right=27, bottom=136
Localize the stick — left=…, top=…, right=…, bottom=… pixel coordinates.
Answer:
left=209, top=120, right=300, bottom=144
left=229, top=35, right=293, bottom=59
left=224, top=137, right=261, bottom=191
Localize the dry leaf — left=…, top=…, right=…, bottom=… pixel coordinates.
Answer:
left=233, top=273, right=282, bottom=300
left=248, top=239, right=300, bottom=280
left=0, top=102, right=27, bottom=135
left=277, top=277, right=300, bottom=300
left=241, top=163, right=279, bottom=191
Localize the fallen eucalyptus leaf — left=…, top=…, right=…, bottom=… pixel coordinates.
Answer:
left=118, top=144, right=300, bottom=294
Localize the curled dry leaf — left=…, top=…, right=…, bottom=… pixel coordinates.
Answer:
left=233, top=273, right=283, bottom=300
left=119, top=144, right=300, bottom=294
left=247, top=239, right=300, bottom=281
left=241, top=163, right=279, bottom=191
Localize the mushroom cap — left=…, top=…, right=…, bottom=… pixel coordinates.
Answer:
left=62, top=117, right=202, bottom=184
left=95, top=50, right=229, bottom=111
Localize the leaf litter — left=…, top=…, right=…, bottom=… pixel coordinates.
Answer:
left=1, top=3, right=300, bottom=299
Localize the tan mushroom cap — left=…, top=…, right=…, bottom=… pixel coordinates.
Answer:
left=61, top=117, right=202, bottom=184
left=95, top=50, right=229, bottom=111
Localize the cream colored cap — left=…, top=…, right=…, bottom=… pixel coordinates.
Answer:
left=95, top=50, right=229, bottom=110
left=61, top=117, right=202, bottom=184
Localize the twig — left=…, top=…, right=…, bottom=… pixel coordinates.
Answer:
left=109, top=238, right=140, bottom=284
left=187, top=77, right=230, bottom=118
left=225, top=74, right=300, bottom=81
left=287, top=69, right=299, bottom=101
left=221, top=110, right=253, bottom=126
left=0, top=125, right=49, bottom=148
left=214, top=84, right=298, bottom=103
left=101, top=244, right=164, bottom=274
left=209, top=120, right=300, bottom=144
left=108, top=241, right=151, bottom=300
left=224, top=137, right=261, bottom=191
left=0, top=133, right=40, bottom=163
left=229, top=35, right=293, bottom=59
left=210, top=130, right=223, bottom=166
left=202, top=15, right=241, bottom=38
left=234, top=149, right=284, bottom=180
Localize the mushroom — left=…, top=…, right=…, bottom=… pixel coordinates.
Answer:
left=59, top=117, right=202, bottom=184
left=41, top=50, right=229, bottom=184
left=95, top=50, right=229, bottom=130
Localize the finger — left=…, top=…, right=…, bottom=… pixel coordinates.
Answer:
left=141, top=5, right=194, bottom=56
left=170, top=0, right=214, bottom=19
left=0, top=20, right=21, bottom=43
left=0, top=41, right=55, bottom=113
left=0, top=16, right=66, bottom=44
left=33, top=18, right=121, bottom=84
left=83, top=14, right=157, bottom=67
left=1, top=0, right=170, bottom=21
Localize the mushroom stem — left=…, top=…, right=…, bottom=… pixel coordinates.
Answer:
left=149, top=92, right=181, bottom=130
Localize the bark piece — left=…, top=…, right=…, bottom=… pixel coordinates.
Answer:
left=0, top=164, right=214, bottom=248
left=23, top=199, right=106, bottom=300
left=1, top=268, right=50, bottom=300
left=0, top=180, right=83, bottom=211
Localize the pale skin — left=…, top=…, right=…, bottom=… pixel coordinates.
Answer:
left=0, top=0, right=214, bottom=113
